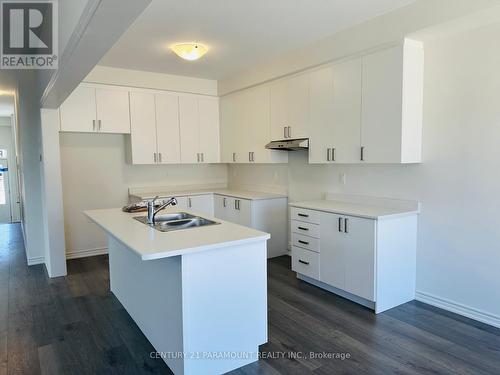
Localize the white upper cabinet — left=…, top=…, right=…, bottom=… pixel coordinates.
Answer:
left=245, top=86, right=287, bottom=163
left=95, top=87, right=131, bottom=134
left=309, top=59, right=362, bottom=164
left=198, top=97, right=220, bottom=163
left=331, top=59, right=362, bottom=163
left=308, top=40, right=423, bottom=164
left=179, top=96, right=220, bottom=164
left=270, top=73, right=309, bottom=140
left=156, top=93, right=181, bottom=164
left=129, top=92, right=181, bottom=165
left=60, top=84, right=131, bottom=134
left=129, top=91, right=158, bottom=165
left=308, top=66, right=333, bottom=164
left=59, top=86, right=96, bottom=133
left=220, top=91, right=241, bottom=163
left=361, top=41, right=423, bottom=163
left=220, top=86, right=287, bottom=164
left=179, top=96, right=199, bottom=163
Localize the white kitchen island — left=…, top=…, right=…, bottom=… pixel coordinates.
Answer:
left=85, top=208, right=270, bottom=375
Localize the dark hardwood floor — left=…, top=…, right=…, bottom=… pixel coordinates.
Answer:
left=1, top=223, right=499, bottom=375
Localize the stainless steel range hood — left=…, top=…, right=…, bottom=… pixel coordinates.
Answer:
left=265, top=138, right=309, bottom=151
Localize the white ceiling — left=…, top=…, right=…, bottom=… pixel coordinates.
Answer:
left=99, top=0, right=416, bottom=80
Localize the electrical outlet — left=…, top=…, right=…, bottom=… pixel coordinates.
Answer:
left=339, top=172, right=346, bottom=185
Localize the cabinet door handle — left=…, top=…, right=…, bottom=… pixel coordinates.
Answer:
left=298, top=259, right=310, bottom=265
left=92, top=120, right=96, bottom=131
left=326, top=148, right=330, bottom=161
left=344, top=218, right=348, bottom=233
left=298, top=213, right=309, bottom=218
left=298, top=240, right=309, bottom=245
left=202, top=153, right=204, bottom=162
left=338, top=217, right=343, bottom=232
left=153, top=153, right=157, bottom=163
left=223, top=197, right=227, bottom=207
left=284, top=126, right=287, bottom=138
left=232, top=152, right=236, bottom=162
left=332, top=147, right=336, bottom=162
left=158, top=153, right=162, bottom=163
left=361, top=146, right=365, bottom=161
left=188, top=197, right=192, bottom=208
left=249, top=152, right=252, bottom=162
left=288, top=126, right=291, bottom=138
left=196, top=153, right=199, bottom=163
left=297, top=226, right=309, bottom=231
left=98, top=120, right=102, bottom=131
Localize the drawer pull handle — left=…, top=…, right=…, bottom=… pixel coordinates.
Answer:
left=298, top=259, right=310, bottom=265
left=297, top=226, right=309, bottom=231
left=298, top=213, right=309, bottom=218
left=298, top=240, right=309, bottom=245
left=338, top=217, right=342, bottom=232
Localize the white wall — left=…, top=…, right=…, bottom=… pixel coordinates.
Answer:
left=228, top=22, right=500, bottom=324
left=40, top=109, right=67, bottom=277
left=60, top=69, right=222, bottom=258
left=218, top=0, right=500, bottom=94
left=15, top=72, right=46, bottom=265
left=60, top=133, right=227, bottom=258
left=85, top=66, right=218, bottom=96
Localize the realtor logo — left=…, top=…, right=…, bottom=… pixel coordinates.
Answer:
left=1, top=0, right=58, bottom=69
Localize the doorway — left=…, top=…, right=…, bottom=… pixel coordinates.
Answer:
left=0, top=157, right=11, bottom=222
left=0, top=116, right=20, bottom=223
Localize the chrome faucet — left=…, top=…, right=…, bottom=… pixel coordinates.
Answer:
left=146, top=196, right=178, bottom=224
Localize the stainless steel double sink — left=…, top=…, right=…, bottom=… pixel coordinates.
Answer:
left=133, top=212, right=220, bottom=232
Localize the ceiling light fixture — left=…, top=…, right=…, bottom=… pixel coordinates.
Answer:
left=170, top=43, right=208, bottom=61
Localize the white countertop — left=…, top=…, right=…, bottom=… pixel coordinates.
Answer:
left=290, top=200, right=419, bottom=220
left=85, top=208, right=270, bottom=261
left=130, top=188, right=287, bottom=201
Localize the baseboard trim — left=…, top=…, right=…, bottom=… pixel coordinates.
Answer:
left=298, top=273, right=375, bottom=311
left=66, top=247, right=108, bottom=260
left=27, top=256, right=44, bottom=266
left=416, top=291, right=500, bottom=329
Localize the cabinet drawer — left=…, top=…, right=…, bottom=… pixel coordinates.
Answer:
left=290, top=207, right=320, bottom=224
left=292, top=233, right=320, bottom=253
left=291, top=220, right=320, bottom=238
left=292, top=247, right=320, bottom=280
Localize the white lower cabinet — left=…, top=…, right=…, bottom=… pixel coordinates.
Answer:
left=214, top=194, right=288, bottom=258
left=186, top=194, right=214, bottom=216
left=151, top=193, right=288, bottom=258
left=291, top=247, right=319, bottom=280
left=291, top=205, right=417, bottom=313
left=155, top=195, right=213, bottom=216
left=319, top=212, right=375, bottom=301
